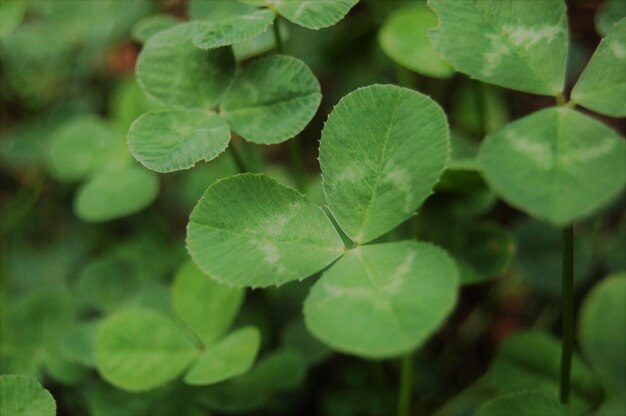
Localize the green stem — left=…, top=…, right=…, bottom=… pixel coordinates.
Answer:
left=272, top=15, right=283, bottom=54
left=229, top=141, right=248, bottom=174
left=560, top=224, right=574, bottom=404
left=397, top=353, right=413, bottom=416
left=555, top=92, right=567, bottom=106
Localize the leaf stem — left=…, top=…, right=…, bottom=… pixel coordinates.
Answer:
left=229, top=141, right=248, bottom=174
left=555, top=92, right=567, bottom=106
left=559, top=223, right=574, bottom=404
left=397, top=352, right=413, bottom=416
left=272, top=16, right=283, bottom=54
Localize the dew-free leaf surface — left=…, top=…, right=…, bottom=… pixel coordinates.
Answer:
left=479, top=107, right=626, bottom=225
left=47, top=116, right=122, bottom=182
left=579, top=273, right=626, bottom=392
left=320, top=85, right=449, bottom=244
left=189, top=0, right=256, bottom=23
left=132, top=15, right=179, bottom=43
left=187, top=174, right=344, bottom=287
left=0, top=375, right=56, bottom=416
left=596, top=0, right=626, bottom=36
left=272, top=0, right=358, bottom=30
left=128, top=109, right=230, bottom=173
left=184, top=326, right=260, bottom=385
left=78, top=256, right=141, bottom=313
left=74, top=165, right=159, bottom=222
left=477, top=391, right=569, bottom=416
left=96, top=308, right=197, bottom=392
left=136, top=22, right=236, bottom=108
left=0, top=0, right=25, bottom=39
left=488, top=331, right=600, bottom=410
left=244, top=348, right=306, bottom=391
left=304, top=241, right=458, bottom=358
left=172, top=261, right=244, bottom=345
left=221, top=55, right=321, bottom=144
left=378, top=4, right=453, bottom=78
left=193, top=9, right=275, bottom=50
left=429, top=0, right=568, bottom=95
left=571, top=18, right=626, bottom=117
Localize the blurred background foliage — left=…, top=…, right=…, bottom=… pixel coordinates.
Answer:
left=0, top=0, right=624, bottom=415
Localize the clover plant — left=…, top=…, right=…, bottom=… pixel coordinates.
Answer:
left=1, top=0, right=624, bottom=415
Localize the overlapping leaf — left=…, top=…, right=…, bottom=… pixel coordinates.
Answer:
left=304, top=241, right=458, bottom=358
left=477, top=391, right=569, bottom=416
left=221, top=55, right=321, bottom=144
left=172, top=261, right=243, bottom=345
left=579, top=274, right=626, bottom=392
left=46, top=116, right=123, bottom=182
left=271, top=0, right=359, bottom=30
left=136, top=22, right=236, bottom=109
left=128, top=109, right=231, bottom=173
left=571, top=18, right=626, bottom=117
left=0, top=375, right=56, bottom=416
left=479, top=107, right=626, bottom=225
left=132, top=15, right=178, bottom=43
left=429, top=0, right=568, bottom=95
left=378, top=4, right=453, bottom=78
left=184, top=327, right=260, bottom=385
left=189, top=0, right=255, bottom=23
left=320, top=85, right=449, bottom=244
left=95, top=308, right=197, bottom=392
left=74, top=165, right=159, bottom=222
left=186, top=174, right=344, bottom=287
left=193, top=9, right=275, bottom=50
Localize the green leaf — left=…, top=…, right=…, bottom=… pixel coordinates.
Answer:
left=60, top=320, right=100, bottom=368
left=378, top=4, right=453, bottom=78
left=187, top=174, right=344, bottom=287
left=193, top=9, right=275, bottom=50
left=11, top=290, right=74, bottom=347
left=477, top=391, right=569, bottom=416
left=320, top=85, right=449, bottom=244
left=429, top=0, right=568, bottom=95
left=596, top=0, right=626, bottom=36
left=43, top=349, right=89, bottom=386
left=74, top=165, right=159, bottom=222
left=426, top=222, right=514, bottom=285
left=184, top=326, right=261, bottom=385
left=479, top=107, right=626, bottom=225
left=571, top=18, right=626, bottom=117
left=128, top=109, right=230, bottom=173
left=233, top=20, right=288, bottom=60
left=172, top=261, right=244, bottom=345
left=77, top=255, right=142, bottom=313
left=132, top=15, right=179, bottom=44
left=579, top=273, right=626, bottom=392
left=95, top=308, right=197, bottom=392
left=304, top=241, right=458, bottom=358
left=189, top=0, right=256, bottom=23
left=46, top=116, right=124, bottom=183
left=0, top=0, right=26, bottom=39
left=244, top=348, right=306, bottom=391
left=282, top=318, right=331, bottom=365
left=488, top=331, right=601, bottom=410
left=274, top=0, right=359, bottom=30
left=0, top=375, right=56, bottom=416
left=136, top=22, right=236, bottom=109
left=513, top=219, right=592, bottom=295
left=221, top=55, right=321, bottom=144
